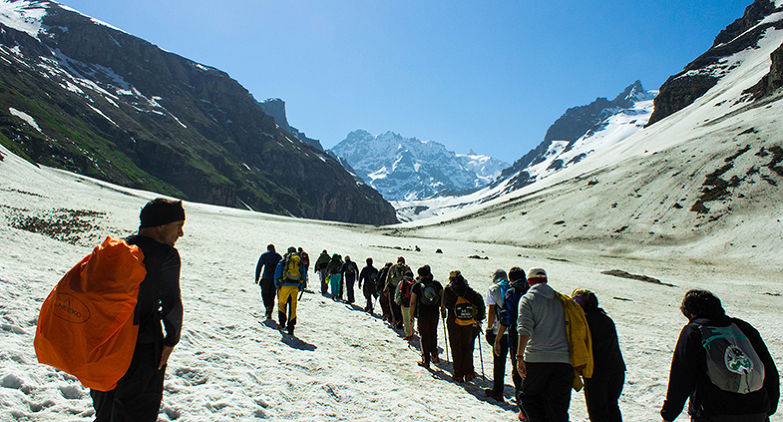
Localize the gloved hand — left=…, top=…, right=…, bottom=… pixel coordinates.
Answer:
left=485, top=330, right=496, bottom=345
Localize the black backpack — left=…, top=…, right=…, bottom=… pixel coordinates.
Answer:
left=418, top=282, right=440, bottom=307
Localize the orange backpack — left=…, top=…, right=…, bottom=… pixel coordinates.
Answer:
left=34, top=236, right=146, bottom=391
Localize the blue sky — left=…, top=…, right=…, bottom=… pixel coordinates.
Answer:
left=59, top=0, right=752, bottom=160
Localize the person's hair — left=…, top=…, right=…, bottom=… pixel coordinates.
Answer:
left=267, top=244, right=275, bottom=251
left=680, top=289, right=726, bottom=320
left=366, top=257, right=373, bottom=265
left=508, top=267, right=526, bottom=282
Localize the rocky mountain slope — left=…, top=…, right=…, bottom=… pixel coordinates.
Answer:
left=330, top=130, right=508, bottom=201
left=0, top=0, right=397, bottom=225
left=399, top=0, right=783, bottom=268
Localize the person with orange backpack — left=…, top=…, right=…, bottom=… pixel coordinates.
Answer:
left=274, top=247, right=307, bottom=335
left=441, top=270, right=485, bottom=382
left=35, top=198, right=185, bottom=422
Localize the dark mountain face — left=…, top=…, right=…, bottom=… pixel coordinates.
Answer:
left=647, top=0, right=783, bottom=126
left=747, top=41, right=783, bottom=98
left=0, top=2, right=397, bottom=225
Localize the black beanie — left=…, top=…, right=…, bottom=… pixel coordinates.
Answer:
left=139, top=198, right=185, bottom=228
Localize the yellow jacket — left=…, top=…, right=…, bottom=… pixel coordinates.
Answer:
left=555, top=291, right=594, bottom=391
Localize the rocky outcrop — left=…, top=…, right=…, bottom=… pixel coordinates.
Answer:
left=648, top=0, right=783, bottom=125
left=258, top=98, right=324, bottom=150
left=747, top=41, right=783, bottom=98
left=0, top=2, right=396, bottom=225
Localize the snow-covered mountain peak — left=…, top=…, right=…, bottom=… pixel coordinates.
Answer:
left=330, top=131, right=509, bottom=202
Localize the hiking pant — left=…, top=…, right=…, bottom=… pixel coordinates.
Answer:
left=508, top=331, right=524, bottom=403
left=417, top=312, right=439, bottom=365
left=259, top=278, right=276, bottom=316
left=486, top=332, right=510, bottom=396
left=391, top=300, right=403, bottom=329
left=363, top=289, right=374, bottom=313
left=277, top=285, right=299, bottom=330
left=319, top=269, right=328, bottom=295
left=379, top=292, right=392, bottom=321
left=520, top=362, right=572, bottom=422
left=584, top=369, right=624, bottom=422
left=401, top=306, right=413, bottom=337
left=447, top=320, right=476, bottom=378
left=346, top=276, right=356, bottom=303
left=329, top=274, right=342, bottom=298
left=91, top=341, right=165, bottom=422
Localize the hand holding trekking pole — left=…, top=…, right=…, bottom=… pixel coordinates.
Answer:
left=158, top=345, right=174, bottom=370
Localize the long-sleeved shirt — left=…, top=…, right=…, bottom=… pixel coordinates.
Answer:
left=127, top=234, right=183, bottom=348
left=661, top=316, right=779, bottom=421
left=516, top=282, right=569, bottom=364
left=255, top=250, right=282, bottom=282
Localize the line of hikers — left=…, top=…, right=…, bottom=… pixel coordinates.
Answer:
left=32, top=199, right=779, bottom=422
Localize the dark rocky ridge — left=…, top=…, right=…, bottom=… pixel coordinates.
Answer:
left=648, top=0, right=783, bottom=126
left=747, top=41, right=783, bottom=98
left=0, top=3, right=397, bottom=225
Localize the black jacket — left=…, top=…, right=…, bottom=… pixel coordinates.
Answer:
left=661, top=316, right=779, bottom=420
left=584, top=307, right=625, bottom=377
left=442, top=278, right=485, bottom=324
left=126, top=235, right=183, bottom=348
left=255, top=250, right=281, bottom=282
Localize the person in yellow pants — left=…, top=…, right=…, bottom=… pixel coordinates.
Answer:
left=274, top=247, right=307, bottom=335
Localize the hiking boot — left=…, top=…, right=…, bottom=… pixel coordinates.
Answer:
left=518, top=411, right=528, bottom=421
left=484, top=388, right=504, bottom=402
left=264, top=312, right=272, bottom=320
left=431, top=354, right=441, bottom=364
left=287, top=327, right=294, bottom=336
left=417, top=360, right=430, bottom=369
left=452, top=375, right=464, bottom=383
left=464, top=372, right=478, bottom=382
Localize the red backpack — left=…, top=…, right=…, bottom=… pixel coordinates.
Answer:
left=34, top=237, right=146, bottom=391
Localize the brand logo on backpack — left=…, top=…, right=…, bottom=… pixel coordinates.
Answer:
left=454, top=296, right=475, bottom=326
left=419, top=283, right=440, bottom=307
left=698, top=323, right=765, bottom=394
left=52, top=293, right=90, bottom=323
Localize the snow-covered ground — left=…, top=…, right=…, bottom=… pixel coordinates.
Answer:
left=1, top=130, right=782, bottom=422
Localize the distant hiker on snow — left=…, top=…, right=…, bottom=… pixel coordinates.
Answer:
left=515, top=268, right=576, bottom=422
left=570, top=289, right=625, bottom=422
left=442, top=270, right=485, bottom=383
left=386, top=257, right=411, bottom=329
left=409, top=265, right=443, bottom=368
left=255, top=244, right=282, bottom=319
left=358, top=257, right=379, bottom=313
left=93, top=198, right=185, bottom=421
left=377, top=262, right=394, bottom=322
left=326, top=253, right=344, bottom=301
left=661, top=289, right=779, bottom=422
left=484, top=269, right=510, bottom=403
left=495, top=266, right=528, bottom=419
left=395, top=271, right=416, bottom=341
left=298, top=247, right=310, bottom=292
left=274, top=246, right=307, bottom=335
left=341, top=255, right=359, bottom=304
left=314, top=250, right=330, bottom=295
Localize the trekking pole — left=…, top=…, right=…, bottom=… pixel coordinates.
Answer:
left=442, top=314, right=449, bottom=362
left=477, top=325, right=485, bottom=379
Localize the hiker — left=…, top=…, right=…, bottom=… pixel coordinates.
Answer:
left=274, top=247, right=307, bottom=335
left=386, top=257, right=411, bottom=329
left=442, top=270, right=485, bottom=382
left=484, top=269, right=511, bottom=402
left=661, top=289, right=779, bottom=422
left=409, top=265, right=443, bottom=368
left=395, top=271, right=416, bottom=340
left=377, top=262, right=393, bottom=321
left=314, top=250, right=330, bottom=295
left=254, top=244, right=282, bottom=319
left=342, top=256, right=359, bottom=304
left=516, top=268, right=573, bottom=422
left=90, top=198, right=185, bottom=421
left=358, top=257, right=379, bottom=313
left=298, top=247, right=310, bottom=292
left=571, top=289, right=625, bottom=422
left=495, top=267, right=528, bottom=420
left=326, top=253, right=344, bottom=301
